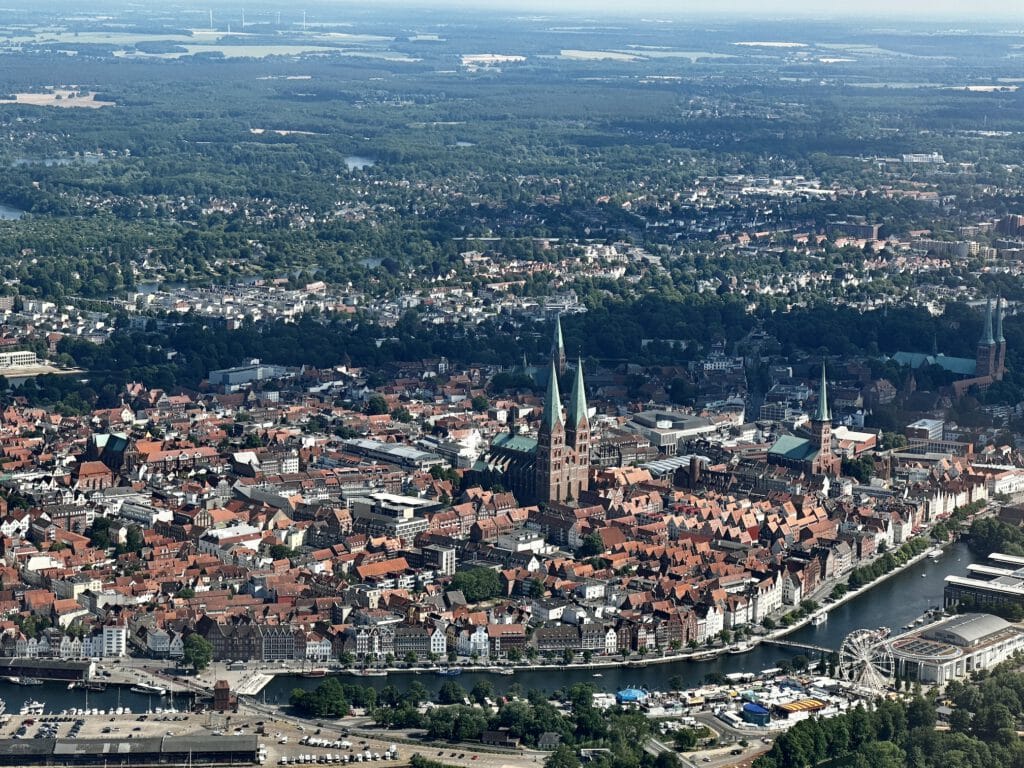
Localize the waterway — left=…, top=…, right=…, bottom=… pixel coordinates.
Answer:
left=259, top=541, right=982, bottom=699
left=0, top=682, right=194, bottom=716
left=0, top=542, right=980, bottom=712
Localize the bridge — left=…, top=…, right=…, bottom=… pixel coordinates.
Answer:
left=761, top=638, right=835, bottom=655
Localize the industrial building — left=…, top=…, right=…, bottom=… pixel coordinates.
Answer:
left=0, top=735, right=259, bottom=766
left=890, top=613, right=1024, bottom=685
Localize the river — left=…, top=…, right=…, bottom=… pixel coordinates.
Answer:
left=0, top=542, right=979, bottom=712
left=261, top=541, right=981, bottom=700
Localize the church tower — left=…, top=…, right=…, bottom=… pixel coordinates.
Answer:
left=811, top=363, right=839, bottom=476
left=565, top=358, right=591, bottom=501
left=996, top=297, right=1007, bottom=380
left=535, top=360, right=566, bottom=504
left=551, top=315, right=566, bottom=377
left=976, top=298, right=996, bottom=378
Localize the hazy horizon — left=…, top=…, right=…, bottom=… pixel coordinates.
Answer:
left=341, top=0, right=1024, bottom=21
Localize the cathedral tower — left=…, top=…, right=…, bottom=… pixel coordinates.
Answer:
left=565, top=358, right=591, bottom=501
left=536, top=360, right=566, bottom=504
left=976, top=298, right=996, bottom=379
left=811, top=363, right=839, bottom=476
left=996, top=297, right=1007, bottom=380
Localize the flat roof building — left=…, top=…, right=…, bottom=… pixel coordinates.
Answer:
left=944, top=553, right=1024, bottom=613
left=890, top=613, right=1024, bottom=685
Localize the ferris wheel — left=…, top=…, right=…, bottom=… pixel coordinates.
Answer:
left=838, top=627, right=894, bottom=692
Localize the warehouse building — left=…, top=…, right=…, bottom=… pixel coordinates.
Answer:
left=0, top=735, right=259, bottom=766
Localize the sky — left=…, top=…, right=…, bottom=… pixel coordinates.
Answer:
left=376, top=0, right=1022, bottom=19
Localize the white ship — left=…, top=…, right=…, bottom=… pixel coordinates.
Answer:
left=19, top=700, right=44, bottom=716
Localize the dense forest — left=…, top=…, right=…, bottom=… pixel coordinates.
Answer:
left=0, top=10, right=1021, bottom=303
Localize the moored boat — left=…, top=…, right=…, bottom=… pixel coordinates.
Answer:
left=129, top=682, right=167, bottom=696
left=5, top=676, right=43, bottom=686
left=19, top=700, right=44, bottom=716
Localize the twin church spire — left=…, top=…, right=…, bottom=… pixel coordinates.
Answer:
left=537, top=315, right=590, bottom=505
left=541, top=314, right=587, bottom=431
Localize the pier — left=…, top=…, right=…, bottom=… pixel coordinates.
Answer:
left=760, top=639, right=835, bottom=655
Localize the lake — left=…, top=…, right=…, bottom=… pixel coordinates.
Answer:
left=0, top=203, right=25, bottom=220
left=345, top=156, right=375, bottom=171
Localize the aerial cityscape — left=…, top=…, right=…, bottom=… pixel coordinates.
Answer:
left=0, top=1, right=1022, bottom=767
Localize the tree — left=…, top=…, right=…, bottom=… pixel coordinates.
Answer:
left=577, top=532, right=604, bottom=558
left=471, top=394, right=489, bottom=412
left=471, top=679, right=494, bottom=705
left=268, top=544, right=296, bottom=561
left=674, top=729, right=698, bottom=750
left=182, top=633, right=213, bottom=672
left=544, top=744, right=580, bottom=768
left=407, top=681, right=430, bottom=707
left=404, top=651, right=419, bottom=665
left=438, top=680, right=467, bottom=705
left=450, top=567, right=502, bottom=603
left=363, top=395, right=389, bottom=415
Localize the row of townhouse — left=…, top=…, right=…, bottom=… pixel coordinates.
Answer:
left=349, top=624, right=448, bottom=660
left=2, top=624, right=128, bottom=660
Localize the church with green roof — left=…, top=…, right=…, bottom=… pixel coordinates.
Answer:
left=767, top=362, right=841, bottom=478
left=472, top=316, right=592, bottom=505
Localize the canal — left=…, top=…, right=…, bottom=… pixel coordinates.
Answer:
left=0, top=542, right=980, bottom=712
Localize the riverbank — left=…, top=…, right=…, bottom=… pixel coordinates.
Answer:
left=220, top=544, right=954, bottom=696
left=770, top=542, right=943, bottom=644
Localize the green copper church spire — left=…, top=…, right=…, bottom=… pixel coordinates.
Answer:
left=551, top=314, right=566, bottom=375
left=981, top=298, right=995, bottom=346
left=567, top=358, right=588, bottom=427
left=997, top=297, right=1005, bottom=344
left=813, top=362, right=830, bottom=423
left=542, top=359, right=563, bottom=432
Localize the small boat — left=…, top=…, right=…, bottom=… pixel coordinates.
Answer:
left=497, top=668, right=514, bottom=676
left=728, top=642, right=753, bottom=655
left=928, top=547, right=943, bottom=559
left=922, top=573, right=927, bottom=577
left=71, top=681, right=107, bottom=692
left=5, top=677, right=43, bottom=686
left=352, top=669, right=387, bottom=677
left=435, top=668, right=462, bottom=677
left=592, top=673, right=603, bottom=678
left=811, top=612, right=828, bottom=627
left=302, top=669, right=328, bottom=678
left=130, top=682, right=167, bottom=696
